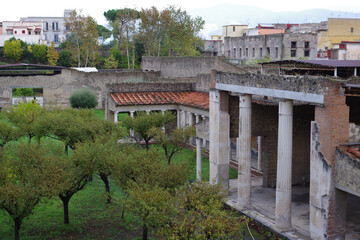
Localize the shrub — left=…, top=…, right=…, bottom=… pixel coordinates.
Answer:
left=69, top=88, right=98, bottom=109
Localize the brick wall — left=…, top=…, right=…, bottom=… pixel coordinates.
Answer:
left=314, top=81, right=349, bottom=240
left=335, top=147, right=360, bottom=195
left=229, top=97, right=314, bottom=187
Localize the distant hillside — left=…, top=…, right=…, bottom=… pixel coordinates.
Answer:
left=188, top=4, right=360, bottom=39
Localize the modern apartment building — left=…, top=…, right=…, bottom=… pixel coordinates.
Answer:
left=20, top=9, right=72, bottom=47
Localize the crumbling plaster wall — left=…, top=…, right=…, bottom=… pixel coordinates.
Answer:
left=141, top=56, right=246, bottom=79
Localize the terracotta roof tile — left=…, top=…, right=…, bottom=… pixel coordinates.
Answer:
left=110, top=91, right=209, bottom=110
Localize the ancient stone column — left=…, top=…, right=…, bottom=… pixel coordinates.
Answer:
left=114, top=111, right=118, bottom=123
left=130, top=111, right=135, bottom=137
left=161, top=110, right=166, bottom=132
left=209, top=90, right=230, bottom=185
left=196, top=137, right=202, bottom=181
left=202, top=115, right=207, bottom=148
left=195, top=114, right=201, bottom=180
left=275, top=99, right=293, bottom=231
left=257, top=136, right=263, bottom=172
left=177, top=110, right=180, bottom=128
left=237, top=94, right=252, bottom=208
left=146, top=110, right=150, bottom=115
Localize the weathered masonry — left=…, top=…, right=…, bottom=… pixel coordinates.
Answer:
left=209, top=71, right=360, bottom=239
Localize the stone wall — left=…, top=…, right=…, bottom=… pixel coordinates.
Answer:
left=223, top=32, right=318, bottom=61
left=214, top=71, right=330, bottom=95
left=349, top=123, right=360, bottom=143
left=141, top=56, right=246, bottom=78
left=0, top=69, right=196, bottom=109
left=107, top=82, right=193, bottom=93
left=335, top=147, right=360, bottom=196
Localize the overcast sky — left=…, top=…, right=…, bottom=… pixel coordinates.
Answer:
left=1, top=0, right=360, bottom=25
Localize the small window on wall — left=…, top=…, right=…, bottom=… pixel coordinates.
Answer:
left=305, top=41, right=310, bottom=48
left=291, top=50, right=297, bottom=57
left=275, top=47, right=279, bottom=58
left=351, top=27, right=354, bottom=33
left=291, top=41, right=297, bottom=48
left=304, top=50, right=310, bottom=57
left=260, top=48, right=263, bottom=57
left=233, top=26, right=235, bottom=32
left=252, top=48, right=255, bottom=57
left=54, top=34, right=59, bottom=43
left=239, top=48, right=242, bottom=57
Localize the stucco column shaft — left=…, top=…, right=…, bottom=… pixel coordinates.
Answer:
left=161, top=110, right=166, bottom=132
left=355, top=67, right=357, bottom=77
left=130, top=111, right=135, bottom=137
left=177, top=110, right=180, bottom=128
left=114, top=111, right=118, bottom=123
left=196, top=137, right=202, bottom=181
left=334, top=67, right=338, bottom=77
left=275, top=99, right=293, bottom=231
left=209, top=90, right=230, bottom=185
left=146, top=110, right=150, bottom=115
left=195, top=114, right=200, bottom=124
left=257, top=136, right=263, bottom=172
left=201, top=115, right=207, bottom=148
left=188, top=112, right=194, bottom=126
left=237, top=94, right=252, bottom=208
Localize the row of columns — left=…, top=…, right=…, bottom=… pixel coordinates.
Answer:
left=210, top=90, right=294, bottom=231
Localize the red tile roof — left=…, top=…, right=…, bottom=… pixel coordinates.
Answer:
left=110, top=91, right=209, bottom=110
left=177, top=92, right=209, bottom=110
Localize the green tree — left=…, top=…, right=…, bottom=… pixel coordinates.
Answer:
left=158, top=181, right=247, bottom=240
left=69, top=88, right=98, bottom=109
left=104, top=54, right=118, bottom=69
left=3, top=39, right=23, bottom=63
left=104, top=8, right=140, bottom=69
left=5, top=102, right=43, bottom=144
left=0, top=122, right=22, bottom=148
left=149, top=126, right=195, bottom=164
left=58, top=49, right=73, bottom=67
left=0, top=143, right=67, bottom=240
left=138, top=6, right=205, bottom=57
left=122, top=111, right=176, bottom=150
left=46, top=42, right=59, bottom=66
left=65, top=9, right=100, bottom=67
left=31, top=44, right=47, bottom=63
left=112, top=147, right=189, bottom=239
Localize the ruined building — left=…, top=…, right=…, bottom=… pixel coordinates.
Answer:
left=0, top=57, right=359, bottom=239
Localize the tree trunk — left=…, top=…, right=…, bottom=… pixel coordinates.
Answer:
left=14, top=218, right=22, bottom=240
left=132, top=47, right=135, bottom=69
left=142, top=224, right=148, bottom=240
left=145, top=140, right=149, bottom=150
left=59, top=195, right=71, bottom=224
left=100, top=172, right=111, bottom=204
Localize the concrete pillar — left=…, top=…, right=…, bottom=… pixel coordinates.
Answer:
left=209, top=90, right=230, bottom=185
left=196, top=137, right=202, bottom=181
left=275, top=99, right=293, bottom=231
left=257, top=136, right=263, bottom=172
left=130, top=111, right=135, bottom=137
left=334, top=67, right=338, bottom=77
left=114, top=111, right=119, bottom=123
left=237, top=94, right=252, bottom=208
